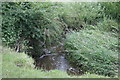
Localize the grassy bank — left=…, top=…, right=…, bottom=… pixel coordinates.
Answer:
left=2, top=47, right=109, bottom=78
left=65, top=30, right=118, bottom=77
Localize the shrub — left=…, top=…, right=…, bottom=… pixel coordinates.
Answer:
left=2, top=2, right=64, bottom=56
left=64, top=30, right=118, bottom=77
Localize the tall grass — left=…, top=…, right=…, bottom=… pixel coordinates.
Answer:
left=65, top=30, right=118, bottom=77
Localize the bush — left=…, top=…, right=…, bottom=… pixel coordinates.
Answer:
left=2, top=2, right=64, bottom=56
left=64, top=30, right=118, bottom=77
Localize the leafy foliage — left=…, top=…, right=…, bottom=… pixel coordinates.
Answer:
left=2, top=2, right=119, bottom=54
left=2, top=2, right=64, bottom=55
left=64, top=30, right=118, bottom=77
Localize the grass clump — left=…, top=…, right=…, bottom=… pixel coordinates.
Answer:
left=64, top=30, right=118, bottom=77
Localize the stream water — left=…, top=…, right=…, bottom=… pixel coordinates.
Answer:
left=36, top=53, right=70, bottom=71
left=35, top=45, right=82, bottom=75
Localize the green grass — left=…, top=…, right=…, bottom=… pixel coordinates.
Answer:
left=65, top=30, right=118, bottom=77
left=2, top=46, right=109, bottom=78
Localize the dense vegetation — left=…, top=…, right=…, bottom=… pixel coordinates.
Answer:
left=2, top=2, right=64, bottom=57
left=1, top=2, right=119, bottom=78
left=65, top=30, right=118, bottom=77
